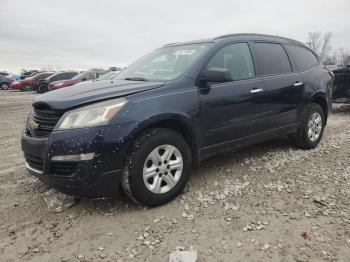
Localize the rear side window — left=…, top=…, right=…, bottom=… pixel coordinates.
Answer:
left=55, top=73, right=74, bottom=81
left=285, top=45, right=319, bottom=71
left=67, top=72, right=77, bottom=78
left=90, top=72, right=101, bottom=80
left=207, top=43, right=255, bottom=80
left=51, top=75, right=60, bottom=81
left=38, top=73, right=51, bottom=79
left=52, top=74, right=63, bottom=81
left=254, top=42, right=292, bottom=75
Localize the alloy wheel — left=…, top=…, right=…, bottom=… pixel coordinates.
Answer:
left=307, top=112, right=322, bottom=142
left=1, top=83, right=9, bottom=90
left=143, top=144, right=183, bottom=194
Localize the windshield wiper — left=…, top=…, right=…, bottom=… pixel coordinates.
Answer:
left=124, top=77, right=148, bottom=81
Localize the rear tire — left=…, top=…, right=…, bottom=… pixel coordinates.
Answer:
left=38, top=84, right=48, bottom=93
left=293, top=103, right=325, bottom=149
left=122, top=128, right=192, bottom=206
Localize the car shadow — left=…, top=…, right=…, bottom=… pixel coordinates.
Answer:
left=332, top=103, right=350, bottom=113
left=69, top=136, right=296, bottom=214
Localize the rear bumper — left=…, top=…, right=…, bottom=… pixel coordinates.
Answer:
left=21, top=122, right=138, bottom=198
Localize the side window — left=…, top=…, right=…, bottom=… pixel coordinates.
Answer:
left=67, top=72, right=76, bottom=79
left=41, top=73, right=50, bottom=79
left=254, top=42, right=292, bottom=75
left=87, top=72, right=95, bottom=80
left=285, top=45, right=319, bottom=71
left=54, top=74, right=67, bottom=81
left=207, top=43, right=255, bottom=80
left=51, top=75, right=59, bottom=81
left=91, top=72, right=99, bottom=79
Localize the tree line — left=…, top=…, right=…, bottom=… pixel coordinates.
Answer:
left=306, top=31, right=349, bottom=65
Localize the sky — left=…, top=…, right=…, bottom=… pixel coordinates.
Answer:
left=1, top=0, right=349, bottom=73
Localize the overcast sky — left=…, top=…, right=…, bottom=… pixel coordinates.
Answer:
left=1, top=0, right=349, bottom=73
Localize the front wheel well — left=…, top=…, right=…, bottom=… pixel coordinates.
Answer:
left=130, top=119, right=200, bottom=168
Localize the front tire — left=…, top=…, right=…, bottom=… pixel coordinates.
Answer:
left=1, top=83, right=9, bottom=90
left=293, top=103, right=325, bottom=149
left=122, top=128, right=192, bottom=206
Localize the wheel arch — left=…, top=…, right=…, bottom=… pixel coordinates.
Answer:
left=128, top=114, right=201, bottom=168
left=308, top=93, right=329, bottom=124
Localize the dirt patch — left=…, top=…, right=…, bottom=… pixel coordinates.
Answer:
left=0, top=90, right=349, bottom=261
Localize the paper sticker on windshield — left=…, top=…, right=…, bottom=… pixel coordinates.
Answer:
left=174, top=50, right=197, bottom=55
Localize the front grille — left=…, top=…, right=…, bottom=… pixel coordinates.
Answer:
left=50, top=162, right=77, bottom=177
left=25, top=153, right=44, bottom=171
left=28, top=109, right=62, bottom=138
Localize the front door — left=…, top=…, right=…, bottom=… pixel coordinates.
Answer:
left=198, top=42, right=272, bottom=148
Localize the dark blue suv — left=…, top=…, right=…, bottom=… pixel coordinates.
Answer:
left=22, top=34, right=333, bottom=206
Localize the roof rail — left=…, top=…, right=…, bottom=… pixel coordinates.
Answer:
left=214, top=33, right=280, bottom=40
left=214, top=33, right=306, bottom=46
left=163, top=42, right=179, bottom=47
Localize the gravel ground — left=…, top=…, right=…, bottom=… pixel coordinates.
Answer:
left=0, top=90, right=349, bottom=262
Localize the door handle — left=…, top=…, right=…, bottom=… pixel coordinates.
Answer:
left=294, top=82, right=304, bottom=87
left=250, top=88, right=263, bottom=94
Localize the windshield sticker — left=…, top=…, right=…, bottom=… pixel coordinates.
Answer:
left=174, top=50, right=197, bottom=56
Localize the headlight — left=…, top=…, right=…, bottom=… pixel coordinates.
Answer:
left=55, top=98, right=128, bottom=130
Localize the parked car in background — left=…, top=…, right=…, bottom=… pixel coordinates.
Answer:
left=20, top=70, right=40, bottom=79
left=0, top=71, right=16, bottom=81
left=48, top=69, right=107, bottom=91
left=22, top=34, right=333, bottom=206
left=0, top=75, right=13, bottom=90
left=73, top=71, right=121, bottom=86
left=37, top=71, right=78, bottom=93
left=10, top=72, right=55, bottom=91
left=332, top=57, right=350, bottom=103
left=95, top=71, right=121, bottom=80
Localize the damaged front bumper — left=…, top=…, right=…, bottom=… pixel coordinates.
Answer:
left=21, top=122, right=137, bottom=198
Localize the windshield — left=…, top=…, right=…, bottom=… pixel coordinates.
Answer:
left=115, top=43, right=211, bottom=82
left=72, top=72, right=86, bottom=80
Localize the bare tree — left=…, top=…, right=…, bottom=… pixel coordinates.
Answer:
left=338, top=48, right=349, bottom=65
left=323, top=53, right=337, bottom=65
left=306, top=31, right=332, bottom=62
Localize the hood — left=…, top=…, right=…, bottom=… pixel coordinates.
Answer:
left=33, top=79, right=164, bottom=110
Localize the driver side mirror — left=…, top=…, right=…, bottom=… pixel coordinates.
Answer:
left=198, top=67, right=232, bottom=86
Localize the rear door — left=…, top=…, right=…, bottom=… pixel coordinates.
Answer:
left=252, top=42, right=303, bottom=128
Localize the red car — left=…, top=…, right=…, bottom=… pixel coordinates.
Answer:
left=48, top=70, right=107, bottom=91
left=11, top=72, right=54, bottom=91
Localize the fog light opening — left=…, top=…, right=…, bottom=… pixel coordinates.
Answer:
left=51, top=153, right=95, bottom=162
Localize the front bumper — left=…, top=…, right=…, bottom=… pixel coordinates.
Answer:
left=21, top=122, right=137, bottom=198
left=10, top=82, right=22, bottom=90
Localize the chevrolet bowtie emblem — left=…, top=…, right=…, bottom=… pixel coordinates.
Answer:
left=30, top=120, right=39, bottom=130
